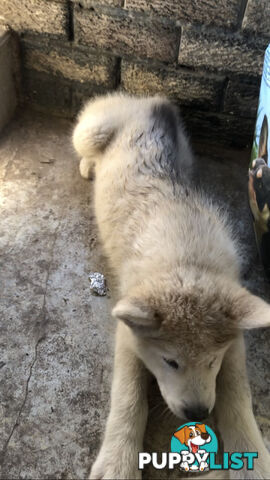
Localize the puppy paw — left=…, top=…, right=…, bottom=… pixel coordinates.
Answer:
left=79, top=157, right=94, bottom=180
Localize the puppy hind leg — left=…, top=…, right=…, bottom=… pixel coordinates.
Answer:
left=79, top=157, right=95, bottom=180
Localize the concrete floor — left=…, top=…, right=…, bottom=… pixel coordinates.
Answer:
left=0, top=110, right=269, bottom=479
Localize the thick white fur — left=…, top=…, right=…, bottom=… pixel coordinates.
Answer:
left=73, top=93, right=270, bottom=479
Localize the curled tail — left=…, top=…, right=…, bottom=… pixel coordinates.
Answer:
left=72, top=93, right=127, bottom=178
left=73, top=92, right=167, bottom=159
left=73, top=105, right=117, bottom=159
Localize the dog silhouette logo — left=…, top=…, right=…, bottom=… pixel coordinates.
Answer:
left=139, top=423, right=257, bottom=472
left=171, top=422, right=218, bottom=472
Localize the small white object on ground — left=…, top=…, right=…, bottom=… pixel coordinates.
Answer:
left=88, top=272, right=107, bottom=296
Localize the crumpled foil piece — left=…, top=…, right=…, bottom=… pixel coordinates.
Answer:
left=88, top=272, right=107, bottom=296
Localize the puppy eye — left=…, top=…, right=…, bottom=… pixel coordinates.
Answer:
left=163, top=358, right=179, bottom=369
left=189, top=432, right=194, bottom=438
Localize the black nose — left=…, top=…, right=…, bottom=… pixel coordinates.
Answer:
left=184, top=405, right=209, bottom=422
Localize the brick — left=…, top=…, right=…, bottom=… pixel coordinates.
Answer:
left=74, top=4, right=180, bottom=62
left=0, top=0, right=68, bottom=37
left=121, top=60, right=225, bottom=111
left=181, top=107, right=255, bottom=148
left=125, top=0, right=241, bottom=29
left=178, top=26, right=268, bottom=75
left=242, top=0, right=270, bottom=38
left=223, top=77, right=260, bottom=117
left=21, top=40, right=118, bottom=88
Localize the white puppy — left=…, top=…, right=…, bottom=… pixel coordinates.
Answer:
left=73, top=93, right=270, bottom=480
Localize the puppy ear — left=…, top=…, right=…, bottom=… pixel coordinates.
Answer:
left=112, top=297, right=160, bottom=334
left=174, top=427, right=187, bottom=444
left=236, top=288, right=270, bottom=329
left=196, top=423, right=207, bottom=434
left=258, top=115, right=268, bottom=162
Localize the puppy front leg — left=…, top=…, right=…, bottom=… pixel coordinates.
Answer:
left=90, top=322, right=149, bottom=480
left=215, top=335, right=270, bottom=479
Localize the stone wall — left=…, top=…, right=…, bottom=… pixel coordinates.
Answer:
left=1, top=0, right=269, bottom=147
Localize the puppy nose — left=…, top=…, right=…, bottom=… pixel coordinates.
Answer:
left=184, top=405, right=209, bottom=421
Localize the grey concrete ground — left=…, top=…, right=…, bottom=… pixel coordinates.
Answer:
left=0, top=111, right=269, bottom=479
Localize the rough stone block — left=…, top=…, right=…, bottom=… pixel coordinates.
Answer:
left=223, top=77, right=260, bottom=117
left=23, top=70, right=72, bottom=117
left=22, top=39, right=118, bottom=117
left=181, top=107, right=255, bottom=148
left=1, top=0, right=68, bottom=37
left=121, top=60, right=225, bottom=111
left=23, top=67, right=114, bottom=118
left=242, top=0, right=270, bottom=38
left=178, top=26, right=268, bottom=75
left=74, top=4, right=180, bottom=62
left=125, top=0, right=241, bottom=29
left=0, top=27, right=18, bottom=131
left=71, top=82, right=113, bottom=115
left=21, top=40, right=119, bottom=89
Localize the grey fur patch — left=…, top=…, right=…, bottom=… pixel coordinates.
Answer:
left=148, top=102, right=180, bottom=181
left=151, top=102, right=179, bottom=148
left=131, top=101, right=181, bottom=182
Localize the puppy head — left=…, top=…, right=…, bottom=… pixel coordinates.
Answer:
left=113, top=279, right=270, bottom=419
